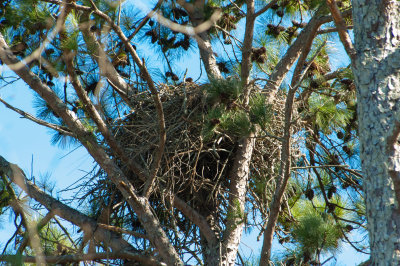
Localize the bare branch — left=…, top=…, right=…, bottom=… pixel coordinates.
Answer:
left=260, top=42, right=327, bottom=265
left=265, top=8, right=353, bottom=102
left=325, top=0, right=356, bottom=61
left=292, top=164, right=349, bottom=169
left=125, top=0, right=164, bottom=43
left=17, top=211, right=55, bottom=254
left=77, top=6, right=167, bottom=197
left=180, top=1, right=222, bottom=78
left=97, top=223, right=148, bottom=239
left=317, top=25, right=353, bottom=35
left=0, top=155, right=139, bottom=254
left=0, top=97, right=74, bottom=137
left=62, top=39, right=147, bottom=187
left=0, top=34, right=182, bottom=265
left=173, top=196, right=218, bottom=246
left=255, top=0, right=280, bottom=17
left=221, top=1, right=257, bottom=263
left=221, top=134, right=255, bottom=265
left=241, top=0, right=256, bottom=96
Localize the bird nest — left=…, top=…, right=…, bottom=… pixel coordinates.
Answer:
left=80, top=81, right=303, bottom=232
left=110, top=82, right=302, bottom=217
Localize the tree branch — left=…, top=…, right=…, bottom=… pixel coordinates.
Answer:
left=77, top=6, right=166, bottom=198
left=325, top=0, right=356, bottom=61
left=241, top=0, right=256, bottom=98
left=0, top=156, right=144, bottom=257
left=17, top=211, right=55, bottom=254
left=254, top=0, right=280, bottom=17
left=0, top=35, right=182, bottom=266
left=97, top=223, right=148, bottom=239
left=221, top=1, right=257, bottom=263
left=264, top=8, right=352, bottom=102
left=0, top=97, right=74, bottom=137
left=317, top=25, right=353, bottom=35
left=180, top=0, right=222, bottom=79
left=260, top=42, right=327, bottom=265
left=125, top=0, right=164, bottom=43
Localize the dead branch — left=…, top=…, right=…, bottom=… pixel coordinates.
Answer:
left=0, top=97, right=74, bottom=137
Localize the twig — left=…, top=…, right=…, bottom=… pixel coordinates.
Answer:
left=97, top=223, right=148, bottom=239
left=17, top=211, right=55, bottom=254
left=0, top=97, right=74, bottom=137
left=292, top=164, right=349, bottom=169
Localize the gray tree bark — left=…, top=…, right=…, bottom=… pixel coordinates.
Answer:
left=352, top=0, right=400, bottom=264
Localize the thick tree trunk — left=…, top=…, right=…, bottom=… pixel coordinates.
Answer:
left=353, top=0, right=400, bottom=264
left=221, top=135, right=256, bottom=265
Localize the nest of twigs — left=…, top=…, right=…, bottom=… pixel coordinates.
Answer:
left=118, top=81, right=300, bottom=212
left=81, top=81, right=302, bottom=234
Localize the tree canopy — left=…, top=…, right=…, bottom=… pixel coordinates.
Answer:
left=0, top=0, right=373, bottom=265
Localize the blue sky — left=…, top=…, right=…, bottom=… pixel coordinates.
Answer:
left=0, top=0, right=369, bottom=264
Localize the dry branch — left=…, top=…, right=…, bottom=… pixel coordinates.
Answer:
left=0, top=156, right=154, bottom=261
left=0, top=97, right=74, bottom=137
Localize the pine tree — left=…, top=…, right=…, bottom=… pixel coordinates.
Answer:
left=0, top=0, right=368, bottom=265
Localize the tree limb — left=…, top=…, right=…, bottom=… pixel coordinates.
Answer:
left=241, top=0, right=256, bottom=99
left=0, top=97, right=74, bottom=137
left=0, top=35, right=182, bottom=266
left=17, top=211, right=55, bottom=254
left=77, top=6, right=166, bottom=198
left=325, top=0, right=356, bottom=61
left=0, top=155, right=147, bottom=259
left=180, top=0, right=222, bottom=78
left=264, top=8, right=352, bottom=102
left=260, top=42, right=327, bottom=265
left=221, top=1, right=257, bottom=264
left=254, top=0, right=280, bottom=17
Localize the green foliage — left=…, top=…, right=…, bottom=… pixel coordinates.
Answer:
left=203, top=107, right=254, bottom=139
left=220, top=109, right=253, bottom=137
left=254, top=37, right=280, bottom=73
left=304, top=0, right=324, bottom=11
left=202, top=78, right=261, bottom=138
left=25, top=221, right=75, bottom=257
left=307, top=94, right=353, bottom=134
left=203, top=105, right=255, bottom=139
left=290, top=199, right=343, bottom=261
left=205, top=77, right=243, bottom=104
left=0, top=177, right=11, bottom=215
left=3, top=252, right=23, bottom=266
left=0, top=185, right=11, bottom=210
left=50, top=129, right=78, bottom=148
left=293, top=211, right=341, bottom=253
left=33, top=92, right=61, bottom=123
left=61, top=30, right=80, bottom=51
left=249, top=94, right=271, bottom=128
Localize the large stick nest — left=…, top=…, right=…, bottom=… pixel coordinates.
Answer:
left=115, top=82, right=301, bottom=214
left=81, top=82, right=302, bottom=237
